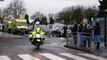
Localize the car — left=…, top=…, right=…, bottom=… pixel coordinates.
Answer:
left=51, top=23, right=65, bottom=37
left=41, top=25, right=50, bottom=35
left=67, top=25, right=73, bottom=31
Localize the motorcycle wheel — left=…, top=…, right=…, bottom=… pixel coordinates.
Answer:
left=36, top=43, right=40, bottom=50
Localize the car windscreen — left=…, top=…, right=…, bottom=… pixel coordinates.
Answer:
left=58, top=26, right=64, bottom=31
left=52, top=23, right=64, bottom=30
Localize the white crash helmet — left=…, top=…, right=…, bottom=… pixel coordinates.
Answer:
left=36, top=21, right=40, bottom=25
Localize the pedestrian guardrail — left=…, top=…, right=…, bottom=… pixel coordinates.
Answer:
left=65, top=32, right=96, bottom=49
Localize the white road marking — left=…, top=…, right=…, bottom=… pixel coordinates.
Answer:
left=59, top=53, right=88, bottom=60
left=79, top=53, right=107, bottom=60
left=0, top=55, right=11, bottom=60
left=18, top=54, right=40, bottom=60
left=39, top=53, right=66, bottom=60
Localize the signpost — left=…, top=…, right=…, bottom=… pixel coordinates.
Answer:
left=104, top=9, right=107, bottom=47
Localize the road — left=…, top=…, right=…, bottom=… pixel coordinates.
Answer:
left=0, top=34, right=107, bottom=60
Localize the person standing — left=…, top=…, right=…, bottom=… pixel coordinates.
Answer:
left=93, top=22, right=101, bottom=49
left=78, top=23, right=84, bottom=46
left=72, top=22, right=78, bottom=44
left=86, top=24, right=92, bottom=47
left=78, top=22, right=87, bottom=47
left=2, top=24, right=4, bottom=35
left=63, top=24, right=68, bottom=38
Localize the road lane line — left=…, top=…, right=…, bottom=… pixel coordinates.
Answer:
left=18, top=54, right=40, bottom=60
left=59, top=53, right=87, bottom=60
left=79, top=53, right=107, bottom=60
left=0, top=55, right=11, bottom=60
left=39, top=53, right=66, bottom=60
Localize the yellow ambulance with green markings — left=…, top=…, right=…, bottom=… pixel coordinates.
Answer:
left=4, top=19, right=28, bottom=34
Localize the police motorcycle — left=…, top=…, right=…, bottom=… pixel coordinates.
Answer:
left=29, top=22, right=45, bottom=49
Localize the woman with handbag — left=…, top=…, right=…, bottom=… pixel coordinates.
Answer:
left=93, top=22, right=101, bottom=49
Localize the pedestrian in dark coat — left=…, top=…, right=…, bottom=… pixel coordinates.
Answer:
left=78, top=23, right=84, bottom=32
left=72, top=22, right=78, bottom=44
left=63, top=24, right=68, bottom=38
left=86, top=25, right=92, bottom=47
left=93, top=22, right=101, bottom=49
left=72, top=22, right=78, bottom=34
left=78, top=23, right=87, bottom=47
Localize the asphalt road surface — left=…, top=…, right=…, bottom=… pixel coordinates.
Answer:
left=0, top=34, right=107, bottom=60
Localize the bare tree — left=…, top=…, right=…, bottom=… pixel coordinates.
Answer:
left=84, top=7, right=98, bottom=22
left=40, top=16, right=48, bottom=25
left=48, top=13, right=55, bottom=24
left=60, top=6, right=77, bottom=24
left=7, top=0, right=26, bottom=19
left=30, top=11, right=45, bottom=20
left=3, top=8, right=11, bottom=20
left=55, top=5, right=98, bottom=24
left=71, top=6, right=83, bottom=23
left=0, top=8, right=2, bottom=17
left=0, top=8, right=10, bottom=23
left=30, top=11, right=48, bottom=24
left=49, top=13, right=54, bottom=18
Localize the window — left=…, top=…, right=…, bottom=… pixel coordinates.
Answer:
left=16, top=22, right=27, bottom=26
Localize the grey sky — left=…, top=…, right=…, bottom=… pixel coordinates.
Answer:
left=0, top=0, right=100, bottom=16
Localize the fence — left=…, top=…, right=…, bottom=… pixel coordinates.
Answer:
left=65, top=31, right=97, bottom=49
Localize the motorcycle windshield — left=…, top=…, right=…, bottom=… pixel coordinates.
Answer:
left=37, top=39, right=41, bottom=42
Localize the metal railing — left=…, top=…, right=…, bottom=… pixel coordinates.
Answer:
left=66, top=31, right=96, bottom=49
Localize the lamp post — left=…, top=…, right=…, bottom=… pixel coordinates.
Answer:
left=104, top=9, right=107, bottom=47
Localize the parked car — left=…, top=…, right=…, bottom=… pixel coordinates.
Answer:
left=41, top=25, right=50, bottom=35
left=51, top=23, right=65, bottom=37
left=67, top=25, right=73, bottom=31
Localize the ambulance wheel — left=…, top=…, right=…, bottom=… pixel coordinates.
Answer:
left=8, top=29, right=11, bottom=33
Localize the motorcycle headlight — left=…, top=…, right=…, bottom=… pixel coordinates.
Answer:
left=29, top=35, right=32, bottom=38
left=36, top=34, right=41, bottom=37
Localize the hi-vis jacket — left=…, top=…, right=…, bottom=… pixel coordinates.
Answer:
left=29, top=27, right=45, bottom=40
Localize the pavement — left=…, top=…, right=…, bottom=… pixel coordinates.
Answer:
left=0, top=32, right=23, bottom=39
left=64, top=39, right=107, bottom=57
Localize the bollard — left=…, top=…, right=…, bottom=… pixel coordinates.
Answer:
left=83, top=33, right=91, bottom=48
left=83, top=33, right=91, bottom=47
left=84, top=36, right=87, bottom=47
left=77, top=32, right=80, bottom=47
left=79, top=32, right=88, bottom=47
left=88, top=37, right=91, bottom=48
left=74, top=32, right=77, bottom=45
left=66, top=31, right=69, bottom=46
left=92, top=30, right=96, bottom=48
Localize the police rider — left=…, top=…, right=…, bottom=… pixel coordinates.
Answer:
left=29, top=20, right=45, bottom=44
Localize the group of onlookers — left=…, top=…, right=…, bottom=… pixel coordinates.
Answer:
left=71, top=21, right=101, bottom=49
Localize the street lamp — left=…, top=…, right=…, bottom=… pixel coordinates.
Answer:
left=104, top=9, right=107, bottom=47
